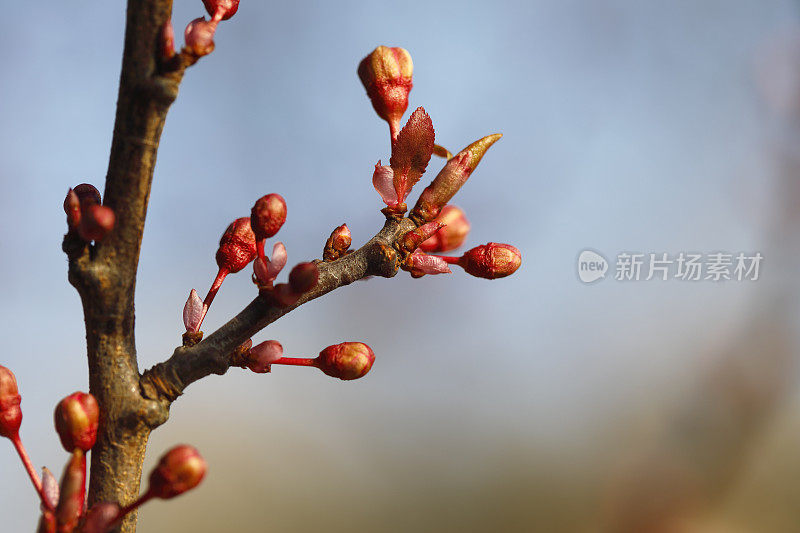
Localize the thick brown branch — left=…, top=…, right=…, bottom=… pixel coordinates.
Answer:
left=141, top=217, right=416, bottom=405
left=61, top=1, right=196, bottom=532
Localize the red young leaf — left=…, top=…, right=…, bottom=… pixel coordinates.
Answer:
left=389, top=107, right=435, bottom=202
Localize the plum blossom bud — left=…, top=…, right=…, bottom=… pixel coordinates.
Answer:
left=316, top=342, right=375, bottom=381
left=323, top=224, right=352, bottom=261
left=184, top=17, right=217, bottom=57
left=419, top=205, right=470, bottom=253
left=405, top=249, right=451, bottom=276
left=288, top=262, right=319, bottom=294
left=64, top=189, right=81, bottom=228
left=148, top=445, right=207, bottom=499
left=159, top=19, right=176, bottom=61
left=247, top=340, right=283, bottom=373
left=458, top=243, right=521, bottom=279
left=54, top=392, right=99, bottom=452
left=41, top=467, right=59, bottom=512
left=216, top=217, right=257, bottom=274
left=203, top=0, right=240, bottom=21
left=183, top=289, right=204, bottom=332
left=358, top=46, right=413, bottom=138
left=80, top=502, right=120, bottom=533
left=251, top=194, right=287, bottom=240
left=78, top=205, right=115, bottom=242
left=73, top=183, right=101, bottom=208
left=55, top=450, right=86, bottom=533
left=411, top=134, right=502, bottom=224
left=0, top=365, right=22, bottom=439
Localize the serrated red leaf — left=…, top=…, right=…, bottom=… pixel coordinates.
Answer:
left=389, top=107, right=435, bottom=202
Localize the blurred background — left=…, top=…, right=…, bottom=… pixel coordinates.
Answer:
left=2, top=0, right=800, bottom=531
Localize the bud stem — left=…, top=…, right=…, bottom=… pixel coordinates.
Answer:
left=272, top=357, right=316, bottom=367
left=105, top=490, right=154, bottom=532
left=11, top=435, right=51, bottom=511
left=199, top=268, right=229, bottom=328
left=433, top=255, right=460, bottom=264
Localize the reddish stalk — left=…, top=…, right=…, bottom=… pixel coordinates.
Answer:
left=11, top=435, right=51, bottom=511
left=199, top=268, right=229, bottom=327
left=433, top=255, right=460, bottom=264
left=109, top=490, right=155, bottom=530
left=272, top=357, right=316, bottom=367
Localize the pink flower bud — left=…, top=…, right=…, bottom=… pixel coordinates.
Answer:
left=54, top=392, right=99, bottom=452
left=251, top=193, right=287, bottom=240
left=41, top=467, right=59, bottom=512
left=216, top=217, right=257, bottom=274
left=419, top=205, right=470, bottom=253
left=458, top=243, right=521, bottom=279
left=55, top=449, right=86, bottom=533
left=323, top=224, right=352, bottom=261
left=184, top=17, right=217, bottom=57
left=159, top=19, right=176, bottom=61
left=203, top=0, right=240, bottom=21
left=148, top=445, right=207, bottom=499
left=73, top=183, right=101, bottom=208
left=77, top=205, right=115, bottom=242
left=410, top=134, right=502, bottom=224
left=0, top=365, right=22, bottom=439
left=247, top=340, right=283, bottom=373
left=80, top=502, right=120, bottom=533
left=64, top=189, right=81, bottom=228
left=406, top=249, right=451, bottom=276
left=183, top=289, right=204, bottom=332
left=358, top=46, right=413, bottom=139
left=253, top=242, right=287, bottom=288
left=288, top=262, right=319, bottom=294
left=316, top=342, right=375, bottom=381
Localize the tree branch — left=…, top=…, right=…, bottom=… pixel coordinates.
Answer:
left=140, top=217, right=416, bottom=406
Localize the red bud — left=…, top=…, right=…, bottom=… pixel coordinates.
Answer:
left=250, top=194, right=287, bottom=240
left=216, top=217, right=257, bottom=273
left=288, top=262, right=319, bottom=294
left=458, top=243, right=521, bottom=279
left=54, top=392, right=99, bottom=453
left=73, top=184, right=101, bottom=208
left=77, top=205, right=115, bottom=242
left=148, top=445, right=207, bottom=499
left=316, top=342, right=375, bottom=381
left=323, top=224, right=352, bottom=261
left=0, top=365, right=22, bottom=439
left=358, top=46, right=413, bottom=139
left=419, top=205, right=470, bottom=253
left=203, top=0, right=240, bottom=21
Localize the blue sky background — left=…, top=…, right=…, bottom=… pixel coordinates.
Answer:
left=2, top=1, right=800, bottom=531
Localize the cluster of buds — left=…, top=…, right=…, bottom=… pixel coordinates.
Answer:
left=359, top=45, right=521, bottom=280
left=81, top=445, right=207, bottom=533
left=239, top=341, right=375, bottom=381
left=159, top=0, right=240, bottom=66
left=63, top=184, right=115, bottom=243
left=182, top=192, right=320, bottom=340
